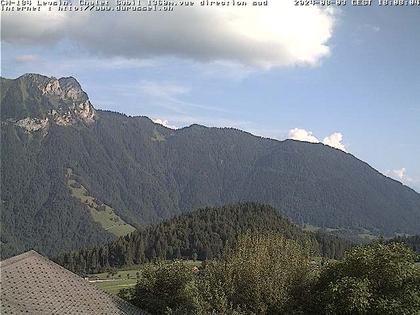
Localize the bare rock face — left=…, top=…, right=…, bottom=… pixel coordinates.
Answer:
left=75, top=101, right=96, bottom=123
left=2, top=74, right=97, bottom=132
left=42, top=79, right=62, bottom=96
left=48, top=99, right=96, bottom=127
left=16, top=117, right=49, bottom=132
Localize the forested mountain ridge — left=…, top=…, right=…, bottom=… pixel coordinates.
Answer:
left=2, top=73, right=420, bottom=258
left=56, top=203, right=353, bottom=274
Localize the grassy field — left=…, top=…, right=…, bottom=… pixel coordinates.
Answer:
left=94, top=279, right=138, bottom=295
left=89, top=261, right=201, bottom=295
left=66, top=169, right=136, bottom=237
left=302, top=224, right=378, bottom=242
left=88, top=268, right=142, bottom=294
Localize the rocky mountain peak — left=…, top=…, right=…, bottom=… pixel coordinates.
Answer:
left=1, top=73, right=96, bottom=132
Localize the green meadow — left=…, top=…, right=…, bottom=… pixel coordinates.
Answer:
left=89, top=261, right=201, bottom=295
left=67, top=169, right=136, bottom=237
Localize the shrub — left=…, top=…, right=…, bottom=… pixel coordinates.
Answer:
left=204, top=233, right=312, bottom=314
left=129, top=262, right=199, bottom=314
left=310, top=242, right=420, bottom=315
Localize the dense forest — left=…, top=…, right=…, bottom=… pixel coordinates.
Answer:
left=2, top=73, right=420, bottom=258
left=55, top=203, right=353, bottom=274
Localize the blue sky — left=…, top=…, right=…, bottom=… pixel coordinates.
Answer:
left=1, top=3, right=419, bottom=191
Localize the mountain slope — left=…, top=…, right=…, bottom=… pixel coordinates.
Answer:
left=1, top=74, right=420, bottom=257
left=56, top=203, right=353, bottom=274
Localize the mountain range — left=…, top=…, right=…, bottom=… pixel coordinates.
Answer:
left=1, top=73, right=420, bottom=257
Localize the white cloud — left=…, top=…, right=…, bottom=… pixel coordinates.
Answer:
left=125, top=80, right=228, bottom=115
left=63, top=57, right=157, bottom=71
left=288, top=128, right=347, bottom=151
left=1, top=11, right=73, bottom=45
left=360, top=24, right=381, bottom=33
left=15, top=54, right=39, bottom=63
left=138, top=81, right=191, bottom=100
left=323, top=132, right=346, bottom=152
left=384, top=168, right=420, bottom=192
left=288, top=128, right=319, bottom=143
left=389, top=168, right=407, bottom=181
left=2, top=3, right=336, bottom=69
left=166, top=115, right=251, bottom=130
left=152, top=118, right=177, bottom=129
left=385, top=168, right=416, bottom=184
left=194, top=61, right=256, bottom=81
left=7, top=56, right=157, bottom=80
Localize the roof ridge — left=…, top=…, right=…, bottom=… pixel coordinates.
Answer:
left=0, top=250, right=41, bottom=268
left=1, top=250, right=146, bottom=314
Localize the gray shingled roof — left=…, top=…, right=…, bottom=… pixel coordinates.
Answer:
left=0, top=250, right=145, bottom=314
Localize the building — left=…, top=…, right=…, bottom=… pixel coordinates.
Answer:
left=0, top=250, right=145, bottom=314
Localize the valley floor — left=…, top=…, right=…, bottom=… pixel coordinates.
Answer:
left=88, top=261, right=201, bottom=295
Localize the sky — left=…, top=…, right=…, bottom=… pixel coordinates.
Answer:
left=1, top=2, right=419, bottom=192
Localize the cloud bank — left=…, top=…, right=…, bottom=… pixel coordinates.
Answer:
left=288, top=128, right=347, bottom=151
left=2, top=3, right=336, bottom=68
